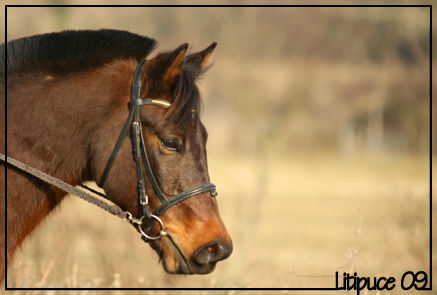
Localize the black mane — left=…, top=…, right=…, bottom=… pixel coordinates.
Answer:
left=1, top=29, right=204, bottom=126
left=1, top=29, right=157, bottom=77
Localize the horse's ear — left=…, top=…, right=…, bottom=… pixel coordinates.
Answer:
left=186, top=42, right=217, bottom=72
left=162, top=43, right=189, bottom=83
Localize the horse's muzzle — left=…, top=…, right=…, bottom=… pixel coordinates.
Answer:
left=192, top=241, right=232, bottom=266
left=157, top=235, right=232, bottom=275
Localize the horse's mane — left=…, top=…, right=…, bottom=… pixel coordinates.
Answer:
left=1, top=29, right=157, bottom=77
left=1, top=29, right=204, bottom=125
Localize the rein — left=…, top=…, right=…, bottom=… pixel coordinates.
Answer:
left=0, top=153, right=143, bottom=225
left=1, top=58, right=217, bottom=243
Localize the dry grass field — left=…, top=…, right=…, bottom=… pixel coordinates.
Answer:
left=5, top=153, right=432, bottom=293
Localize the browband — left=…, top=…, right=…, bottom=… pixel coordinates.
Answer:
left=130, top=98, right=172, bottom=108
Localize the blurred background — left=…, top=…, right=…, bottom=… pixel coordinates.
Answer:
left=3, top=3, right=433, bottom=294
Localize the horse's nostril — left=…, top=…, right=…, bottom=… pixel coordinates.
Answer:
left=193, top=241, right=232, bottom=265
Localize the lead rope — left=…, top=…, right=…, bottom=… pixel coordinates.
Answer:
left=0, top=153, right=143, bottom=226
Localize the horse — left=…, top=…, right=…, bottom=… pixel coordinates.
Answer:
left=0, top=29, right=232, bottom=281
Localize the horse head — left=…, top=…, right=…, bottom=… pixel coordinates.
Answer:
left=90, top=43, right=232, bottom=274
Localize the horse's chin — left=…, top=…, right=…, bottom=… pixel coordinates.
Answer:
left=152, top=235, right=217, bottom=275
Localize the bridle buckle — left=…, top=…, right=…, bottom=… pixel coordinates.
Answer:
left=139, top=195, right=148, bottom=206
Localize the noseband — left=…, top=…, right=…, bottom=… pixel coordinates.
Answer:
left=97, top=59, right=217, bottom=242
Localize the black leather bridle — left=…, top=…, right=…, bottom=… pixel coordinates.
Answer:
left=89, top=59, right=217, bottom=242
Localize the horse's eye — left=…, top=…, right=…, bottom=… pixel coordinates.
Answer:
left=161, top=138, right=179, bottom=152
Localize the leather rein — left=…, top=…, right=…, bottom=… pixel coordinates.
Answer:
left=1, top=59, right=217, bottom=243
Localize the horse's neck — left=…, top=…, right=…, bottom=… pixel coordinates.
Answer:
left=5, top=62, right=133, bottom=264
left=7, top=76, right=93, bottom=184
left=8, top=61, right=133, bottom=183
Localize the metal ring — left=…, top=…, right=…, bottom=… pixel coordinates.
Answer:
left=137, top=214, right=167, bottom=240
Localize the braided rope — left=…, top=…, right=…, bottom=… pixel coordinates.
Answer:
left=0, top=153, right=130, bottom=220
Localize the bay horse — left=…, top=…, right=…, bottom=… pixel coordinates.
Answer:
left=0, top=29, right=232, bottom=281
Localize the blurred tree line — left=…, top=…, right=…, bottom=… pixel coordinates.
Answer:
left=183, top=7, right=430, bottom=156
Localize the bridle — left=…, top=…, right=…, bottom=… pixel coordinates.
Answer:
left=1, top=58, right=217, bottom=243
left=89, top=59, right=217, bottom=242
